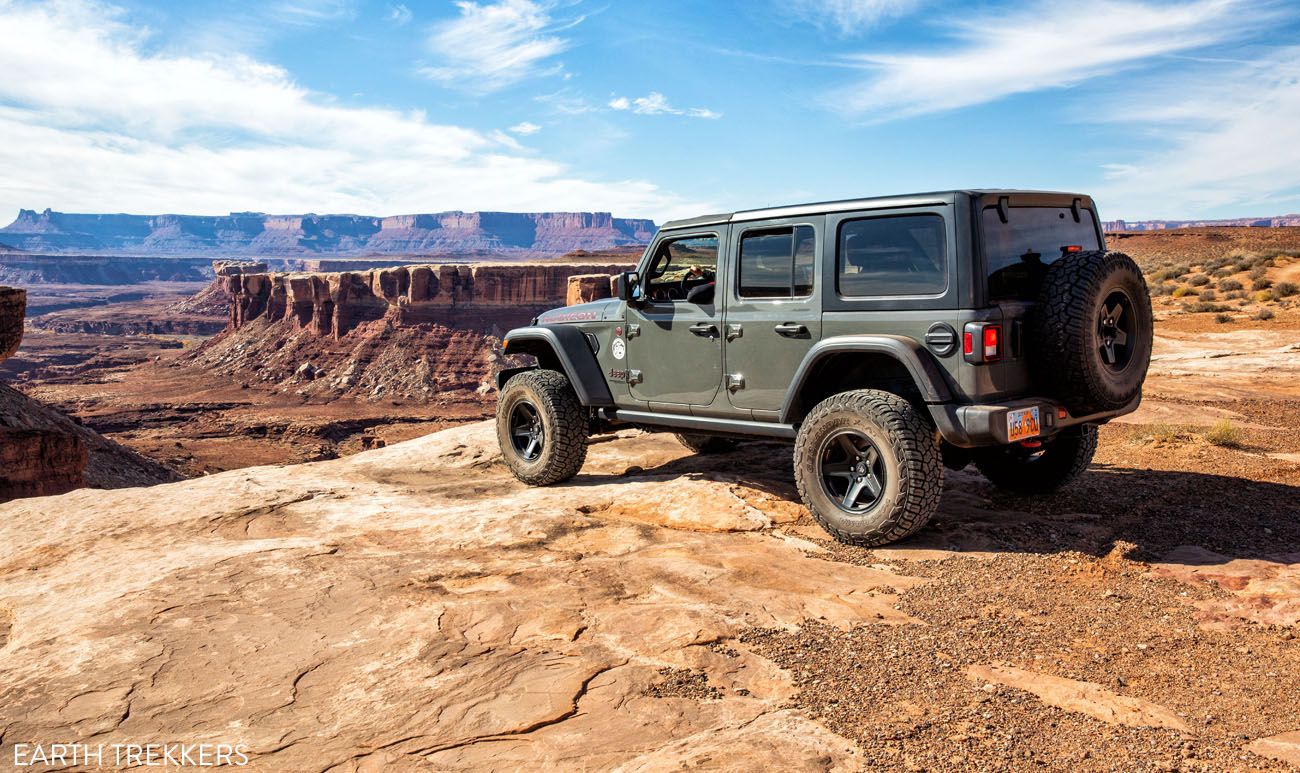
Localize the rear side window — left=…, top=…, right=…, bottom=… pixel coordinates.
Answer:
left=982, top=206, right=1101, bottom=300
left=738, top=225, right=815, bottom=298
left=837, top=214, right=947, bottom=297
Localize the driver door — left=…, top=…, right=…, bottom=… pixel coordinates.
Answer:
left=625, top=230, right=725, bottom=406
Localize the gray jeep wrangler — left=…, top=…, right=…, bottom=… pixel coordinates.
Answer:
left=495, top=190, right=1152, bottom=546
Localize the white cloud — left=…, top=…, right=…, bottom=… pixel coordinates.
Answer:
left=833, top=0, right=1260, bottom=120
left=1096, top=49, right=1300, bottom=218
left=385, top=3, right=412, bottom=26
left=0, top=0, right=703, bottom=222
left=269, top=0, right=355, bottom=26
left=419, top=0, right=577, bottom=92
left=788, top=0, right=922, bottom=34
left=608, top=92, right=721, bottom=119
left=509, top=121, right=541, bottom=135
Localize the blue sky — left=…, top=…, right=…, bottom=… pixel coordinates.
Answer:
left=1, top=0, right=1298, bottom=225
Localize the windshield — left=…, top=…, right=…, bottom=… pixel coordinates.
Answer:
left=982, top=206, right=1101, bottom=300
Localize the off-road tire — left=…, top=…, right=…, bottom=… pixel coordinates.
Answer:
left=496, top=369, right=588, bottom=486
left=1030, top=250, right=1153, bottom=415
left=793, top=390, right=943, bottom=546
left=973, top=424, right=1097, bottom=495
left=675, top=433, right=738, bottom=454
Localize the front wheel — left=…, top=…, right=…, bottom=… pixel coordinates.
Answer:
left=973, top=424, right=1097, bottom=495
left=793, top=390, right=943, bottom=546
left=496, top=369, right=589, bottom=486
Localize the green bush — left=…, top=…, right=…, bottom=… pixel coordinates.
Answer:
left=1254, top=290, right=1276, bottom=302
left=1172, top=286, right=1195, bottom=298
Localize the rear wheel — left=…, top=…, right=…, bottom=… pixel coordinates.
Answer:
left=675, top=433, right=738, bottom=454
left=973, top=424, right=1097, bottom=495
left=793, top=390, right=943, bottom=546
left=496, top=369, right=588, bottom=485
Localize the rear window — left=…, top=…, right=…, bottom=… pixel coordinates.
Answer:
left=982, top=206, right=1101, bottom=300
left=837, top=214, right=947, bottom=297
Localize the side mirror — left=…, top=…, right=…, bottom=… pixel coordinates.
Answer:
left=616, top=271, right=639, bottom=302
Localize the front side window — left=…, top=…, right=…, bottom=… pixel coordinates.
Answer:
left=738, top=225, right=816, bottom=298
left=642, top=234, right=719, bottom=303
left=837, top=214, right=947, bottom=297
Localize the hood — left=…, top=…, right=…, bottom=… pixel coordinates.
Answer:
left=536, top=298, right=621, bottom=325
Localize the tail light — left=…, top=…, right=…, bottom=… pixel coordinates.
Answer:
left=983, top=325, right=1002, bottom=361
left=1062, top=245, right=1083, bottom=254
left=963, top=322, right=1003, bottom=364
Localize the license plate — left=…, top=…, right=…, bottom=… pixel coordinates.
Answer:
left=1007, top=406, right=1041, bottom=442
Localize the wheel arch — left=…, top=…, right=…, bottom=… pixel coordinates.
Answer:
left=499, top=326, right=615, bottom=407
left=779, top=335, right=953, bottom=424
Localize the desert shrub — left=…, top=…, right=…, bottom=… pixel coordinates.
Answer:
left=1218, top=279, right=1243, bottom=292
left=1275, top=281, right=1298, bottom=297
left=1188, top=274, right=1211, bottom=286
left=1253, top=277, right=1273, bottom=291
left=1215, top=313, right=1232, bottom=324
left=1250, top=266, right=1268, bottom=280
left=1210, top=267, right=1235, bottom=278
left=1172, top=286, right=1195, bottom=298
left=1256, top=307, right=1276, bottom=320
left=1131, top=423, right=1192, bottom=446
left=1199, top=289, right=1216, bottom=301
left=1184, top=301, right=1228, bottom=313
left=1152, top=282, right=1176, bottom=296
left=1254, top=290, right=1276, bottom=302
left=1204, top=419, right=1243, bottom=448
left=1224, top=290, right=1246, bottom=300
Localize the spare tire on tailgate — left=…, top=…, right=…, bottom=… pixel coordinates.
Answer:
left=1029, top=250, right=1153, bottom=415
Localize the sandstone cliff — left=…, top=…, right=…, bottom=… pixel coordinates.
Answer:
left=0, top=286, right=180, bottom=501
left=186, top=262, right=628, bottom=402
left=0, top=208, right=656, bottom=257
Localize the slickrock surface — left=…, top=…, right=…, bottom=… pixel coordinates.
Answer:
left=0, top=426, right=883, bottom=770
left=2, top=418, right=1298, bottom=770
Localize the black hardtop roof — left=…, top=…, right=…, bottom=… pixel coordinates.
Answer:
left=659, top=189, right=1091, bottom=231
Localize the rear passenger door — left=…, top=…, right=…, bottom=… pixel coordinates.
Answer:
left=722, top=218, right=823, bottom=413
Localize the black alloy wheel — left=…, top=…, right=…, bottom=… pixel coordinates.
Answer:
left=818, top=429, right=887, bottom=513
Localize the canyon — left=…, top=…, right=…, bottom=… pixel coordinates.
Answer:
left=0, top=285, right=178, bottom=501
left=4, top=259, right=631, bottom=477
left=0, top=209, right=656, bottom=258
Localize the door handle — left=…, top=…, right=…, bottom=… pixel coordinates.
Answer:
left=688, top=323, right=719, bottom=339
left=773, top=323, right=808, bottom=338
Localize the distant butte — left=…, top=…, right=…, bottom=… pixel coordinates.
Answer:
left=0, top=208, right=657, bottom=258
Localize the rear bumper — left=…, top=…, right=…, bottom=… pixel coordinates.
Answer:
left=929, top=393, right=1141, bottom=448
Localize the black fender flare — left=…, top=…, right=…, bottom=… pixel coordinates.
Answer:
left=778, top=335, right=954, bottom=423
left=499, top=326, right=615, bottom=407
